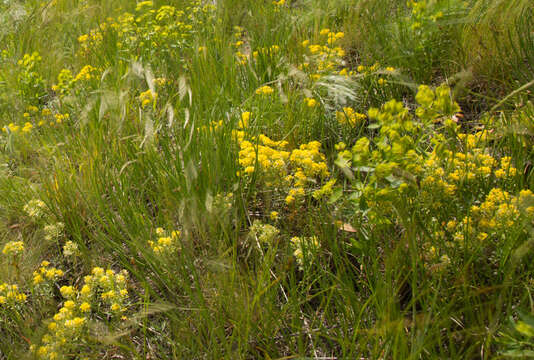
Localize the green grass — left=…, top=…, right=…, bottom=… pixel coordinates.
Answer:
left=1, top=0, right=534, bottom=358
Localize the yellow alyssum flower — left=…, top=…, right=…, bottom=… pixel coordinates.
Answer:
left=139, top=89, right=157, bottom=108
left=255, top=85, right=274, bottom=95
left=60, top=285, right=75, bottom=298
left=304, top=98, right=317, bottom=107
left=2, top=241, right=24, bottom=256
left=79, top=302, right=91, bottom=312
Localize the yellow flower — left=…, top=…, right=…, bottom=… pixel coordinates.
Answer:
left=2, top=241, right=24, bottom=256
left=139, top=89, right=157, bottom=108
left=60, top=285, right=75, bottom=298
left=240, top=111, right=251, bottom=128
left=255, top=85, right=274, bottom=95
left=78, top=34, right=89, bottom=43
left=64, top=300, right=76, bottom=310
left=79, top=302, right=91, bottom=312
left=304, top=98, right=317, bottom=107
left=285, top=195, right=295, bottom=205
left=80, top=284, right=91, bottom=296
left=33, top=274, right=44, bottom=285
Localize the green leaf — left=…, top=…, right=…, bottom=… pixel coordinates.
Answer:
left=335, top=157, right=354, bottom=180
left=368, top=123, right=381, bottom=129
left=328, top=188, right=343, bottom=204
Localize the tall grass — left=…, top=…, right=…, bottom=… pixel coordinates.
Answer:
left=0, top=0, right=533, bottom=358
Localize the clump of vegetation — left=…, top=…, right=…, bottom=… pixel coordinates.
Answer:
left=0, top=0, right=533, bottom=358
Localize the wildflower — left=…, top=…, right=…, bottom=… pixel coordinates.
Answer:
left=80, top=284, right=91, bottom=296
left=139, top=89, right=157, bottom=108
left=285, top=195, right=295, bottom=205
left=78, top=34, right=89, bottom=43
left=79, top=302, right=91, bottom=312
left=73, top=65, right=97, bottom=82
left=33, top=274, right=44, bottom=285
left=60, top=286, right=75, bottom=298
left=64, top=300, right=76, bottom=310
left=22, top=122, right=33, bottom=133
left=304, top=98, right=317, bottom=107
left=240, top=111, right=251, bottom=128
left=255, top=85, right=274, bottom=95
left=336, top=107, right=366, bottom=127
left=2, top=241, right=24, bottom=256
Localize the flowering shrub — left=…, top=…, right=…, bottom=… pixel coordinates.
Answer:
left=31, top=267, right=131, bottom=359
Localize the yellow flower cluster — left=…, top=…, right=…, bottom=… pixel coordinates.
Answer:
left=139, top=89, right=158, bottom=108
left=237, top=124, right=329, bottom=205
left=450, top=189, right=534, bottom=245
left=299, top=29, right=347, bottom=81
left=17, top=52, right=41, bottom=68
left=32, top=267, right=130, bottom=359
left=238, top=136, right=289, bottom=177
left=255, top=85, right=274, bottom=95
left=2, top=241, right=24, bottom=256
left=33, top=261, right=64, bottom=286
left=1, top=123, right=21, bottom=133
left=51, top=69, right=73, bottom=95
left=77, top=1, right=214, bottom=61
left=52, top=65, right=101, bottom=97
left=148, top=227, right=181, bottom=254
left=304, top=97, right=317, bottom=107
left=336, top=107, right=367, bottom=127
left=73, top=64, right=98, bottom=82
left=313, top=179, right=337, bottom=200
left=0, top=283, right=27, bottom=305
left=424, top=146, right=516, bottom=187
left=77, top=26, right=104, bottom=56
left=2, top=108, right=70, bottom=136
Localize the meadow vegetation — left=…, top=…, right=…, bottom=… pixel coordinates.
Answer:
left=1, top=0, right=534, bottom=358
